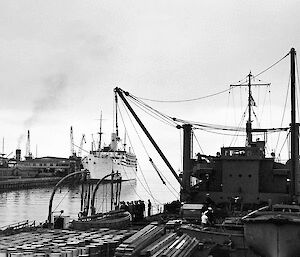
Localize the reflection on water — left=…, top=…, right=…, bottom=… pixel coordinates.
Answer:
left=0, top=175, right=179, bottom=227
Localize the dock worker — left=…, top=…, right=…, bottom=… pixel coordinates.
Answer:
left=201, top=210, right=211, bottom=227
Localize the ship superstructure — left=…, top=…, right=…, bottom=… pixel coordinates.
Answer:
left=82, top=132, right=137, bottom=181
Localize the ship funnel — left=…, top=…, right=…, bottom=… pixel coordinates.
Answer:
left=110, top=133, right=119, bottom=151
left=16, top=149, right=21, bottom=162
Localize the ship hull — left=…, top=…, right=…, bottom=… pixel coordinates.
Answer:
left=244, top=215, right=300, bottom=257
left=82, top=154, right=137, bottom=181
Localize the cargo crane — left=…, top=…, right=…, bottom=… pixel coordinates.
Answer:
left=78, top=134, right=86, bottom=157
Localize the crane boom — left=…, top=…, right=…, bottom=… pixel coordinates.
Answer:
left=114, top=87, right=183, bottom=188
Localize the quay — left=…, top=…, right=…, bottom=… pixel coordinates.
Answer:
left=0, top=223, right=203, bottom=257
left=0, top=177, right=62, bottom=191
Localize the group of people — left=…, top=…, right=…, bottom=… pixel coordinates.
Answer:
left=120, top=199, right=152, bottom=222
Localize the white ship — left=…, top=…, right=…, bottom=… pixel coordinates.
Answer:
left=82, top=130, right=137, bottom=181
left=82, top=90, right=138, bottom=181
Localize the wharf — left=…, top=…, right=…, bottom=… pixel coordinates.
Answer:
left=0, top=223, right=204, bottom=257
left=0, top=177, right=62, bottom=191
left=0, top=228, right=137, bottom=257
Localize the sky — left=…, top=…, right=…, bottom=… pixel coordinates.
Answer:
left=0, top=0, right=300, bottom=176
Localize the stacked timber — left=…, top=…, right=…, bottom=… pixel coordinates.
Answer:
left=114, top=224, right=165, bottom=256
left=114, top=224, right=199, bottom=257
left=0, top=228, right=136, bottom=257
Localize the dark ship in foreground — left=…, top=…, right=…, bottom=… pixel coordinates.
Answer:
left=114, top=48, right=300, bottom=257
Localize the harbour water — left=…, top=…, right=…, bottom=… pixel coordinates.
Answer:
left=0, top=171, right=180, bottom=227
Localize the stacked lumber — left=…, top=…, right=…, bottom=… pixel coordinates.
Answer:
left=114, top=224, right=165, bottom=257
left=114, top=224, right=199, bottom=257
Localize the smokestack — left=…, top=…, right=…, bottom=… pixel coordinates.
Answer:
left=16, top=149, right=21, bottom=162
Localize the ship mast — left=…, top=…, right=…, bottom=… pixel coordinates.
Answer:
left=246, top=72, right=253, bottom=146
left=290, top=47, right=299, bottom=199
left=231, top=74, right=269, bottom=147
left=98, top=111, right=103, bottom=151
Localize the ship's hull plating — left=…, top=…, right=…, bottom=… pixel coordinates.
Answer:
left=82, top=154, right=137, bottom=181
left=244, top=216, right=300, bottom=257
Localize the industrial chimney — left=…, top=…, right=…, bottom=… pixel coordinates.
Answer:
left=16, top=149, right=21, bottom=162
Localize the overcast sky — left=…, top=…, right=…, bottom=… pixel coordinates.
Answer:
left=0, top=0, right=299, bottom=173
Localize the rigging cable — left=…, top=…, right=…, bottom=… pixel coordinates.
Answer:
left=230, top=107, right=247, bottom=147
left=129, top=53, right=289, bottom=104
left=277, top=131, right=290, bottom=160
left=128, top=93, right=180, bottom=126
left=149, top=158, right=179, bottom=200
left=127, top=97, right=177, bottom=128
left=119, top=95, right=180, bottom=202
left=275, top=77, right=290, bottom=153
left=117, top=101, right=162, bottom=204
left=253, top=52, right=290, bottom=78
left=193, top=131, right=205, bottom=155
left=52, top=188, right=70, bottom=213
left=134, top=87, right=233, bottom=103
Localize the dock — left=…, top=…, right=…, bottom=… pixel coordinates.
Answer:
left=0, top=177, right=62, bottom=191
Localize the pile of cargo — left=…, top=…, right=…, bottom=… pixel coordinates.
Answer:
left=0, top=228, right=136, bottom=257
left=115, top=224, right=199, bottom=257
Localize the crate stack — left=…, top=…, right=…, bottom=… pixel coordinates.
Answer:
left=0, top=228, right=136, bottom=257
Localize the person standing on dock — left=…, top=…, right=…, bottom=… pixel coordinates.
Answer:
left=147, top=199, right=152, bottom=216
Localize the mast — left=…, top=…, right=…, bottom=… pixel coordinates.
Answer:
left=290, top=47, right=299, bottom=198
left=181, top=124, right=193, bottom=202
left=115, top=91, right=119, bottom=137
left=98, top=111, right=103, bottom=151
left=246, top=72, right=253, bottom=146
left=231, top=74, right=269, bottom=147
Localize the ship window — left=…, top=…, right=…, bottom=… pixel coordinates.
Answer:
left=248, top=174, right=252, bottom=178
left=94, top=162, right=96, bottom=164
left=238, top=174, right=242, bottom=177
left=229, top=174, right=232, bottom=177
